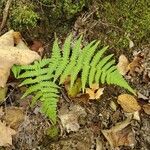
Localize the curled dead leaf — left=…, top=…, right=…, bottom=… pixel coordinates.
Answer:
left=117, top=54, right=129, bottom=75
left=128, top=52, right=144, bottom=76
left=59, top=105, right=87, bottom=133
left=117, top=94, right=141, bottom=113
left=102, top=117, right=135, bottom=148
left=86, top=83, right=104, bottom=100
left=142, top=104, right=150, bottom=115
left=0, top=30, right=41, bottom=87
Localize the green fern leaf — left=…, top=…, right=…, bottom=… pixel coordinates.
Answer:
left=105, top=66, right=117, bottom=84
left=41, top=97, right=58, bottom=124
left=100, top=60, right=115, bottom=84
left=12, top=34, right=135, bottom=125
left=11, top=65, right=21, bottom=78
left=60, top=36, right=82, bottom=84
left=88, top=46, right=109, bottom=86
left=30, top=91, right=43, bottom=107
left=95, top=54, right=114, bottom=83
left=109, top=70, right=135, bottom=94
left=70, top=40, right=96, bottom=87
left=54, top=35, right=72, bottom=81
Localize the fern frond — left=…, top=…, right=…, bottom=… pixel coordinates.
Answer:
left=11, top=65, right=21, bottom=78
left=90, top=46, right=109, bottom=67
left=109, top=70, right=135, bottom=94
left=100, top=60, right=115, bottom=84
left=53, top=35, right=72, bottom=81
left=62, top=34, right=72, bottom=60
left=95, top=54, right=114, bottom=83
left=13, top=34, right=135, bottom=125
left=19, top=74, right=54, bottom=86
left=18, top=68, right=50, bottom=78
left=31, top=91, right=43, bottom=107
left=41, top=97, right=58, bottom=124
left=105, top=66, right=117, bottom=84
left=60, top=36, right=82, bottom=84
left=88, top=46, right=109, bottom=86
left=70, top=40, right=96, bottom=87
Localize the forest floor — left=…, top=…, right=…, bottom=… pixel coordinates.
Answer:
left=0, top=2, right=150, bottom=150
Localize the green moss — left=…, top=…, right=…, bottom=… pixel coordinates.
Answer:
left=63, top=0, right=86, bottom=19
left=98, top=0, right=150, bottom=47
left=9, top=2, right=39, bottom=31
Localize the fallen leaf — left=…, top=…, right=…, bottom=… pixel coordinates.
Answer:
left=96, top=138, right=103, bottom=150
left=128, top=52, right=144, bottom=76
left=30, top=40, right=44, bottom=56
left=137, top=92, right=148, bottom=100
left=0, top=30, right=41, bottom=87
left=142, top=104, right=150, bottom=115
left=129, top=39, right=134, bottom=48
left=102, top=117, right=135, bottom=148
left=59, top=105, right=87, bottom=133
left=117, top=54, right=129, bottom=75
left=125, top=111, right=140, bottom=121
left=133, top=111, right=140, bottom=121
left=72, top=93, right=90, bottom=104
left=0, top=121, right=16, bottom=146
left=110, top=101, right=117, bottom=111
left=117, top=94, right=141, bottom=113
left=3, top=107, right=25, bottom=130
left=86, top=83, right=104, bottom=100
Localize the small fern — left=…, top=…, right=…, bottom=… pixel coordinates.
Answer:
left=12, top=34, right=135, bottom=124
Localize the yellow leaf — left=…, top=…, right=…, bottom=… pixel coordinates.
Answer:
left=117, top=54, right=129, bottom=75
left=117, top=94, right=141, bottom=113
left=86, top=83, right=104, bottom=100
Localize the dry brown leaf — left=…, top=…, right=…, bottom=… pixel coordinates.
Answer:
left=102, top=117, right=135, bottom=148
left=13, top=32, right=22, bottom=44
left=117, top=54, right=129, bottom=75
left=0, top=30, right=41, bottom=87
left=128, top=52, right=144, bottom=76
left=142, top=104, right=150, bottom=115
left=86, top=84, right=104, bottom=100
left=0, top=121, right=16, bottom=146
left=3, top=107, right=25, bottom=130
left=30, top=40, right=44, bottom=56
left=117, top=94, right=141, bottom=113
left=59, top=105, right=87, bottom=133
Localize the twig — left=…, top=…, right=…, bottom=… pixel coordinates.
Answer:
left=0, top=0, right=13, bottom=32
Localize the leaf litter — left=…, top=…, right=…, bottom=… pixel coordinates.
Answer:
left=0, top=28, right=149, bottom=149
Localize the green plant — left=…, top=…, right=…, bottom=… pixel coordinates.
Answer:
left=9, top=2, right=39, bottom=30
left=12, top=35, right=135, bottom=124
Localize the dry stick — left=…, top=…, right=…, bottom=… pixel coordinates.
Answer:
left=0, top=0, right=13, bottom=32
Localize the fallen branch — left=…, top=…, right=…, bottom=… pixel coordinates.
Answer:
left=0, top=0, right=13, bottom=32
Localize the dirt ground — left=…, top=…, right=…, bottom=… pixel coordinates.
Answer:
left=0, top=2, right=150, bottom=150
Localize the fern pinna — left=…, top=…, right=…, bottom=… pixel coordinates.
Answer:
left=12, top=34, right=135, bottom=124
